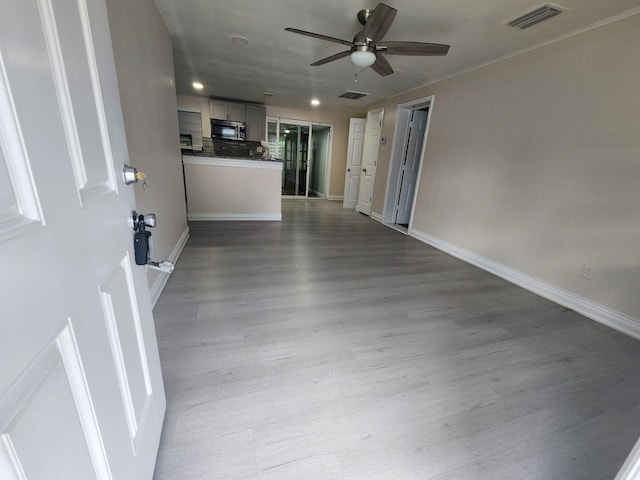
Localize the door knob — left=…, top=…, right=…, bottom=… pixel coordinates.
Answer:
left=347, top=168, right=351, bottom=172
left=140, top=213, right=156, bottom=228
left=362, top=168, right=367, bottom=173
left=130, top=210, right=157, bottom=231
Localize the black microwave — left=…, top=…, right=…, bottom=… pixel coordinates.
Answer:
left=211, top=119, right=246, bottom=141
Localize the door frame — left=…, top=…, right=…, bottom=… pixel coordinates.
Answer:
left=281, top=118, right=313, bottom=198
left=382, top=95, right=434, bottom=233
left=268, top=116, right=335, bottom=199
left=310, top=123, right=334, bottom=199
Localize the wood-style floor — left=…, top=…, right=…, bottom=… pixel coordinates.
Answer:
left=152, top=199, right=640, bottom=480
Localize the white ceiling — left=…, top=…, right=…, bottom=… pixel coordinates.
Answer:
left=153, top=0, right=640, bottom=113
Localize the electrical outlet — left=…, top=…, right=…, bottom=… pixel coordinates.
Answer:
left=581, top=264, right=594, bottom=280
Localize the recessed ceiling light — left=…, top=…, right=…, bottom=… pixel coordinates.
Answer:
left=310, top=99, right=320, bottom=106
left=192, top=81, right=204, bottom=90
left=230, top=36, right=249, bottom=45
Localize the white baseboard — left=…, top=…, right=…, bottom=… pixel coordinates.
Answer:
left=327, top=195, right=344, bottom=201
left=150, top=225, right=189, bottom=307
left=309, top=189, right=326, bottom=199
left=188, top=213, right=282, bottom=221
left=410, top=228, right=640, bottom=340
left=370, top=211, right=383, bottom=222
left=615, top=436, right=640, bottom=479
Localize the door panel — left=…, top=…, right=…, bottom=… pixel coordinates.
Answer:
left=46, top=0, right=115, bottom=197
left=348, top=175, right=360, bottom=203
left=356, top=110, right=382, bottom=215
left=0, top=152, right=19, bottom=217
left=0, top=0, right=164, bottom=478
left=0, top=9, right=45, bottom=244
left=398, top=182, right=416, bottom=223
left=0, top=323, right=111, bottom=479
left=343, top=118, right=365, bottom=209
left=0, top=123, right=42, bottom=241
left=5, top=361, right=97, bottom=479
left=99, top=256, right=153, bottom=452
left=395, top=109, right=428, bottom=225
left=353, top=139, right=363, bottom=168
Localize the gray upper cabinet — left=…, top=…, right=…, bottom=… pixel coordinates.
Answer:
left=209, top=100, right=245, bottom=122
left=177, top=110, right=203, bottom=148
left=245, top=104, right=266, bottom=142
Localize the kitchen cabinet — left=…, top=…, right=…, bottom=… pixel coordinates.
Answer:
left=177, top=110, right=203, bottom=148
left=209, top=100, right=245, bottom=122
left=245, top=104, right=266, bottom=142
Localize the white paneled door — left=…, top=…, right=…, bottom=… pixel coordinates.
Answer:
left=395, top=109, right=428, bottom=226
left=356, top=109, right=383, bottom=216
left=343, top=118, right=365, bottom=209
left=0, top=0, right=165, bottom=479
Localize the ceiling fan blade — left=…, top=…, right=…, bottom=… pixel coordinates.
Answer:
left=310, top=50, right=351, bottom=66
left=285, top=27, right=352, bottom=47
left=371, top=53, right=393, bottom=76
left=362, top=3, right=397, bottom=43
left=378, top=41, right=450, bottom=56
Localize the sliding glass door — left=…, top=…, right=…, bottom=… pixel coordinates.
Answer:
left=267, top=117, right=312, bottom=197
left=281, top=123, right=310, bottom=196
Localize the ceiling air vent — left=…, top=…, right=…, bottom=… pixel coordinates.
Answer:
left=508, top=4, right=563, bottom=29
left=339, top=91, right=369, bottom=100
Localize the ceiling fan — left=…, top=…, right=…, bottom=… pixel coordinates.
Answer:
left=285, top=3, right=450, bottom=77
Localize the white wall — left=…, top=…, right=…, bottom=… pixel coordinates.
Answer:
left=373, top=13, right=640, bottom=327
left=106, top=0, right=188, bottom=302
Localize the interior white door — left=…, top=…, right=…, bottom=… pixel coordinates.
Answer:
left=343, top=118, right=365, bottom=209
left=395, top=109, right=428, bottom=225
left=356, top=109, right=383, bottom=215
left=0, top=0, right=165, bottom=479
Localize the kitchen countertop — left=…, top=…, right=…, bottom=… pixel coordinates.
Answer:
left=182, top=154, right=282, bottom=171
left=182, top=150, right=281, bottom=162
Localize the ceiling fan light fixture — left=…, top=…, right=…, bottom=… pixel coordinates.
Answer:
left=350, top=50, right=376, bottom=68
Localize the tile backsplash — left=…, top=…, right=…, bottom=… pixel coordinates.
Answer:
left=208, top=138, right=264, bottom=158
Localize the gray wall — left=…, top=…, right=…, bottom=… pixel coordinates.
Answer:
left=372, top=13, right=640, bottom=323
left=106, top=0, right=188, bottom=300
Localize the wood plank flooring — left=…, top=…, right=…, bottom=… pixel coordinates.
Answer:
left=152, top=199, right=640, bottom=480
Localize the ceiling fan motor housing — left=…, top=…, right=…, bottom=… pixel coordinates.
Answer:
left=357, top=8, right=373, bottom=25
left=352, top=43, right=374, bottom=54
left=353, top=31, right=373, bottom=48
